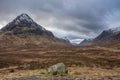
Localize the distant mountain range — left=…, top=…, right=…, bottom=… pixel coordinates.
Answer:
left=0, top=13, right=69, bottom=48
left=79, top=39, right=92, bottom=46
left=79, top=27, right=120, bottom=47
left=58, top=38, right=71, bottom=44
left=78, top=27, right=120, bottom=47
left=0, top=13, right=120, bottom=48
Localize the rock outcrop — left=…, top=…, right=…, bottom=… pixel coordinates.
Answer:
left=48, top=63, right=68, bottom=75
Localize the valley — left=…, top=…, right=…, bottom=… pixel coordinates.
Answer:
left=0, top=13, right=120, bottom=80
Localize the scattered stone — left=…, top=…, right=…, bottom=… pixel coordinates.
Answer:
left=19, top=64, right=31, bottom=69
left=48, top=63, right=68, bottom=75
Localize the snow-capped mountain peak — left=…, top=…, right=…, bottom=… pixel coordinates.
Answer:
left=112, top=27, right=120, bottom=31
left=0, top=13, right=54, bottom=37
left=14, top=13, right=34, bottom=24
left=108, top=27, right=120, bottom=33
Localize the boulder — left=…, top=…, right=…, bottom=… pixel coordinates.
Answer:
left=47, top=63, right=68, bottom=75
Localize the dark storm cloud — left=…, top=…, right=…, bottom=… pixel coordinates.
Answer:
left=0, top=0, right=120, bottom=40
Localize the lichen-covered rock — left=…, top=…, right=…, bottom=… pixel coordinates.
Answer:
left=48, top=63, right=68, bottom=75
left=19, top=64, right=31, bottom=69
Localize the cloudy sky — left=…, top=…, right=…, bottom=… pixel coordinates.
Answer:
left=0, top=0, right=120, bottom=43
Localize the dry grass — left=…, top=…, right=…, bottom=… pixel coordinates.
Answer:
left=0, top=46, right=120, bottom=79
left=0, top=46, right=120, bottom=69
left=0, top=66, right=120, bottom=80
left=68, top=67, right=120, bottom=77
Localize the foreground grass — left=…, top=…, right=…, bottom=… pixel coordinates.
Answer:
left=0, top=66, right=120, bottom=80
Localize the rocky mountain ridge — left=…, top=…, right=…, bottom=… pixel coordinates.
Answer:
left=0, top=13, right=54, bottom=37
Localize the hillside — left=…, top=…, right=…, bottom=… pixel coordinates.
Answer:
left=83, top=27, right=120, bottom=48
left=0, top=13, right=67, bottom=48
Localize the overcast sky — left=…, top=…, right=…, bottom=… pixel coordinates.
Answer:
left=0, top=0, right=120, bottom=43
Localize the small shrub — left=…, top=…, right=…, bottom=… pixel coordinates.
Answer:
left=52, top=71, right=57, bottom=75
left=9, top=69, right=15, bottom=73
left=38, top=71, right=46, bottom=76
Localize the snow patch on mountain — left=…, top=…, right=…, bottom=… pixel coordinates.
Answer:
left=14, top=13, right=34, bottom=25
left=107, top=27, right=120, bottom=33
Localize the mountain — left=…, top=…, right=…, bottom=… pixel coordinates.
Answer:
left=91, top=27, right=120, bottom=47
left=58, top=37, right=71, bottom=44
left=0, top=13, right=54, bottom=37
left=0, top=13, right=67, bottom=48
left=79, top=39, right=92, bottom=46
